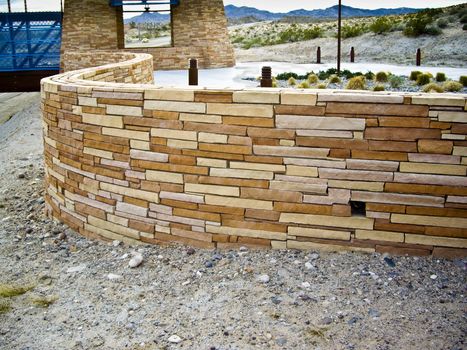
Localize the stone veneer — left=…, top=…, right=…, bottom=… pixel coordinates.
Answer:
left=61, top=0, right=235, bottom=70
left=41, top=51, right=467, bottom=258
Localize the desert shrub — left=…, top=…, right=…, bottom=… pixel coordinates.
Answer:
left=448, top=15, right=457, bottom=23
left=346, top=76, right=366, bottom=90
left=461, top=14, right=467, bottom=23
left=328, top=74, right=341, bottom=84
left=410, top=70, right=422, bottom=81
left=317, top=83, right=327, bottom=89
left=288, top=77, right=297, bottom=86
left=423, top=83, right=444, bottom=93
left=370, top=17, right=392, bottom=34
left=389, top=75, right=404, bottom=88
left=341, top=24, right=366, bottom=38
left=373, top=85, right=385, bottom=91
left=464, top=24, right=467, bottom=30
left=364, top=71, right=375, bottom=80
left=375, top=71, right=388, bottom=82
left=298, top=81, right=310, bottom=89
left=416, top=73, right=431, bottom=85
left=272, top=81, right=278, bottom=88
left=404, top=12, right=435, bottom=37
left=425, top=26, right=442, bottom=35
left=307, top=74, right=319, bottom=84
left=437, top=18, right=448, bottom=28
left=318, top=68, right=337, bottom=80
left=443, top=81, right=463, bottom=92
left=424, top=72, right=434, bottom=78
left=435, top=72, right=447, bottom=82
left=278, top=26, right=323, bottom=44
left=460, top=76, right=467, bottom=86
left=276, top=72, right=299, bottom=80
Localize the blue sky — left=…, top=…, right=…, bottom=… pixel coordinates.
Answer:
left=2, top=0, right=466, bottom=13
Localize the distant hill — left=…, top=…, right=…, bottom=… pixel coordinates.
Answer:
left=125, top=4, right=420, bottom=24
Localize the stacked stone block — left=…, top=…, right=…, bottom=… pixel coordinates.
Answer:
left=42, top=52, right=467, bottom=258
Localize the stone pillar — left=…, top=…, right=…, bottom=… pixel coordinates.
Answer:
left=61, top=0, right=124, bottom=54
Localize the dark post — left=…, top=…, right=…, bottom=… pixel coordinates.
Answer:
left=188, top=58, right=198, bottom=86
left=7, top=0, right=11, bottom=12
left=350, top=47, right=355, bottom=63
left=316, top=46, right=321, bottom=64
left=260, top=66, right=272, bottom=88
left=337, top=0, right=342, bottom=74
left=416, top=48, right=421, bottom=66
left=24, top=0, right=27, bottom=12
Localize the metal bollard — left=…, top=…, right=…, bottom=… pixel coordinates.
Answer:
left=350, top=47, right=355, bottom=63
left=188, top=58, right=198, bottom=86
left=416, top=48, right=421, bottom=66
left=260, top=66, right=272, bottom=88
left=316, top=46, right=321, bottom=64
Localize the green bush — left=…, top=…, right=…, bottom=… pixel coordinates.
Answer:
left=364, top=71, right=375, bottom=80
left=437, top=18, right=448, bottom=28
left=375, top=71, right=389, bottom=82
left=416, top=73, right=431, bottom=85
left=404, top=12, right=435, bottom=37
left=389, top=75, right=404, bottom=88
left=341, top=24, right=366, bottom=38
left=461, top=14, right=467, bottom=23
left=328, top=74, right=341, bottom=84
left=460, top=76, right=467, bottom=86
left=370, top=17, right=392, bottom=34
left=276, top=72, right=299, bottom=80
left=410, top=70, right=423, bottom=81
left=425, top=26, right=442, bottom=35
left=298, top=81, right=310, bottom=89
left=423, top=83, right=444, bottom=93
left=443, top=81, right=463, bottom=92
left=346, top=76, right=366, bottom=90
left=373, top=85, right=385, bottom=91
left=307, top=74, right=319, bottom=84
left=435, top=72, right=447, bottom=82
left=288, top=77, right=297, bottom=86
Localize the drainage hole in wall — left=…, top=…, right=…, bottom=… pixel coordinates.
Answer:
left=350, top=201, right=366, bottom=217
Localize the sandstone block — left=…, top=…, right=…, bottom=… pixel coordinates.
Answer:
left=254, top=145, right=329, bottom=158
left=438, top=111, right=467, bottom=123
left=280, top=213, right=374, bottom=229
left=116, top=202, right=148, bottom=217
left=288, top=226, right=350, bottom=240
left=296, top=130, right=353, bottom=138
left=205, top=195, right=273, bottom=210
left=281, top=91, right=317, bottom=106
left=408, top=153, right=460, bottom=164
left=185, top=183, right=239, bottom=197
left=145, top=89, right=194, bottom=101
left=319, top=168, right=393, bottom=182
left=130, top=149, right=168, bottom=162
left=207, top=103, right=273, bottom=118
left=346, top=159, right=399, bottom=172
left=83, top=147, right=113, bottom=159
left=357, top=229, right=404, bottom=243
left=326, top=102, right=428, bottom=117
left=276, top=115, right=365, bottom=130
left=405, top=234, right=467, bottom=248
left=417, top=139, right=453, bottom=154
left=146, top=170, right=184, bottom=184
left=78, top=96, right=97, bottom=107
left=179, top=113, right=222, bottom=124
left=210, top=168, right=274, bottom=180
left=107, top=105, right=142, bottom=117
left=102, top=127, right=149, bottom=141
left=167, top=139, right=198, bottom=149
left=159, top=191, right=204, bottom=204
left=318, top=92, right=403, bottom=104
left=392, top=214, right=467, bottom=229
left=88, top=215, right=140, bottom=239
left=411, top=96, right=465, bottom=107
left=151, top=128, right=197, bottom=141
left=241, top=188, right=302, bottom=202
left=144, top=100, right=205, bottom=113
left=270, top=180, right=328, bottom=194
left=393, top=173, right=467, bottom=187
left=304, top=188, right=350, bottom=205
left=82, top=113, right=123, bottom=128
left=206, top=225, right=286, bottom=240
left=101, top=182, right=158, bottom=203
left=453, top=146, right=467, bottom=156
left=365, top=128, right=440, bottom=141
left=286, top=165, right=318, bottom=177
left=230, top=161, right=285, bottom=172
left=197, top=158, right=227, bottom=168
left=400, top=162, right=466, bottom=176
left=233, top=91, right=280, bottom=104
left=328, top=180, right=384, bottom=192
left=351, top=191, right=444, bottom=207
left=130, top=140, right=150, bottom=150
left=287, top=240, right=374, bottom=253
left=199, top=132, right=228, bottom=144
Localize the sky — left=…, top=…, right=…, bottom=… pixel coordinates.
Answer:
left=1, top=0, right=465, bottom=13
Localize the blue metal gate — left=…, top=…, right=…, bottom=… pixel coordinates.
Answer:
left=0, top=12, right=62, bottom=72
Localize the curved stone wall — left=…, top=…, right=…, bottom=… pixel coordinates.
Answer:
left=41, top=52, right=467, bottom=258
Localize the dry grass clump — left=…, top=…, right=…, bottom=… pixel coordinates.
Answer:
left=307, top=74, right=319, bottom=84
left=30, top=295, right=58, bottom=308
left=373, top=85, right=385, bottom=91
left=0, top=299, right=11, bottom=314
left=416, top=73, right=431, bottom=85
left=317, top=83, right=327, bottom=89
left=298, top=81, right=310, bottom=89
left=443, top=81, right=463, bottom=92
left=375, top=71, right=388, bottom=82
left=328, top=74, right=341, bottom=84
left=423, top=83, right=445, bottom=93
left=0, top=283, right=34, bottom=297
left=288, top=77, right=297, bottom=86
left=346, top=76, right=366, bottom=90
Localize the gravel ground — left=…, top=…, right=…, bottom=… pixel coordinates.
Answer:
left=0, top=100, right=466, bottom=350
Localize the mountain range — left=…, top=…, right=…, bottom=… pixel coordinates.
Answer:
left=124, top=4, right=420, bottom=24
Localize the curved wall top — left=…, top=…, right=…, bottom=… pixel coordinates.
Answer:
left=41, top=51, right=467, bottom=258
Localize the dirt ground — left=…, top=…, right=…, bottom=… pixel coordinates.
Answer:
left=234, top=27, right=467, bottom=68
left=0, top=99, right=466, bottom=350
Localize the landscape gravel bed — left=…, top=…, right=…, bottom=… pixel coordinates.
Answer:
left=0, top=100, right=466, bottom=350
